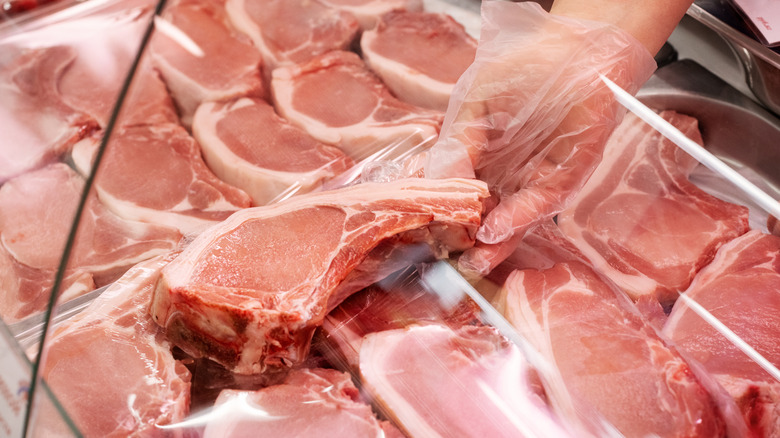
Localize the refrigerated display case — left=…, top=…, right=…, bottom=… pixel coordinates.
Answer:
left=1, top=0, right=778, bottom=436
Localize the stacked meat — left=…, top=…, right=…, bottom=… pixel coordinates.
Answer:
left=2, top=0, right=778, bottom=436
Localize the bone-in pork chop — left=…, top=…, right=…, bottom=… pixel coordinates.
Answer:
left=203, top=367, right=402, bottom=438
left=71, top=123, right=252, bottom=235
left=361, top=10, right=477, bottom=111
left=225, top=0, right=359, bottom=71
left=192, top=97, right=353, bottom=206
left=496, top=257, right=729, bottom=437
left=318, top=0, right=423, bottom=29
left=272, top=50, right=443, bottom=160
left=36, top=256, right=191, bottom=437
left=151, top=0, right=264, bottom=127
left=557, top=111, right=749, bottom=306
left=151, top=177, right=488, bottom=374
left=663, top=230, right=780, bottom=437
left=0, top=163, right=182, bottom=323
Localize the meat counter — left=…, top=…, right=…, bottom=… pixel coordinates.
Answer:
left=0, top=0, right=778, bottom=437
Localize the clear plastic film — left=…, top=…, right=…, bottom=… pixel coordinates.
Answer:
left=2, top=0, right=780, bottom=437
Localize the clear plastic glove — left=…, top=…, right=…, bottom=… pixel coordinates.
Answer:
left=424, top=1, right=656, bottom=278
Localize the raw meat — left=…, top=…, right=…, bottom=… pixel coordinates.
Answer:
left=224, top=0, right=359, bottom=71
left=192, top=97, right=353, bottom=206
left=71, top=123, right=252, bottom=235
left=359, top=324, right=572, bottom=438
left=202, top=367, right=400, bottom=438
left=319, top=0, right=423, bottom=29
left=117, top=60, right=181, bottom=128
left=663, top=230, right=780, bottom=437
left=35, top=256, right=191, bottom=437
left=557, top=111, right=749, bottom=306
left=321, top=270, right=480, bottom=369
left=0, top=45, right=96, bottom=183
left=150, top=0, right=264, bottom=127
left=272, top=50, right=443, bottom=160
left=0, top=163, right=182, bottom=322
left=495, top=258, right=729, bottom=437
left=361, top=10, right=477, bottom=111
left=150, top=177, right=488, bottom=374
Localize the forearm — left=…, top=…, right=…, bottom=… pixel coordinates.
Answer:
left=550, top=0, right=694, bottom=55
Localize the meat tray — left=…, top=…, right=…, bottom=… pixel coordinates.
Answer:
left=1, top=0, right=779, bottom=436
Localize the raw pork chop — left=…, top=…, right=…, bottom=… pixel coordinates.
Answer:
left=495, top=258, right=728, bottom=437
left=116, top=59, right=181, bottom=128
left=225, top=0, right=359, bottom=71
left=557, top=111, right=749, bottom=306
left=71, top=123, right=252, bottom=235
left=318, top=0, right=423, bottom=29
left=0, top=45, right=96, bottom=183
left=35, top=256, right=191, bottom=437
left=192, top=97, right=353, bottom=206
left=272, top=51, right=443, bottom=160
left=151, top=0, right=264, bottom=127
left=0, top=163, right=182, bottom=323
left=151, top=177, right=488, bottom=374
left=361, top=10, right=477, bottom=111
left=664, top=230, right=780, bottom=437
left=321, top=271, right=480, bottom=370
left=359, top=324, right=572, bottom=438
left=203, top=367, right=401, bottom=438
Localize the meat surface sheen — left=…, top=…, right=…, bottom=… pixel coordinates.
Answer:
left=359, top=324, right=571, bottom=438
left=318, top=0, right=423, bottom=29
left=151, top=177, right=488, bottom=374
left=192, top=97, right=353, bottom=206
left=557, top=111, right=750, bottom=306
left=225, top=0, right=359, bottom=71
left=37, top=256, right=191, bottom=437
left=151, top=0, right=264, bottom=127
left=496, top=259, right=727, bottom=437
left=361, top=10, right=477, bottom=110
left=203, top=367, right=399, bottom=437
left=272, top=50, right=443, bottom=160
left=664, top=230, right=780, bottom=437
left=71, top=123, right=252, bottom=235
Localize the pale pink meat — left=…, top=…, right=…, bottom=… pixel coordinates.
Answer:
left=36, top=256, right=191, bottom=437
left=557, top=111, right=750, bottom=306
left=71, top=123, right=252, bottom=235
left=203, top=368, right=400, bottom=438
left=116, top=59, right=181, bottom=128
left=361, top=10, right=477, bottom=110
left=150, top=177, right=488, bottom=374
left=225, top=0, right=359, bottom=71
left=496, top=258, right=728, bottom=437
left=0, top=163, right=182, bottom=323
left=663, top=230, right=780, bottom=437
left=318, top=0, right=423, bottom=29
left=0, top=46, right=96, bottom=183
left=359, top=324, right=572, bottom=438
left=150, top=0, right=264, bottom=127
left=192, top=97, right=353, bottom=206
left=272, top=50, right=443, bottom=160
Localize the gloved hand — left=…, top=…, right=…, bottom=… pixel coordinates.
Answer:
left=424, top=1, right=657, bottom=278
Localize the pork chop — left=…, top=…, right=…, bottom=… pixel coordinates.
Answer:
left=150, top=177, right=488, bottom=374
left=192, top=97, right=353, bottom=206
left=557, top=111, right=750, bottom=306
left=663, top=230, right=780, bottom=437
left=151, top=0, right=264, bottom=127
left=36, top=255, right=191, bottom=437
left=318, top=0, right=423, bottom=29
left=0, top=163, right=182, bottom=323
left=224, top=0, right=359, bottom=71
left=361, top=10, right=477, bottom=111
left=71, top=123, right=252, bottom=235
left=272, top=50, right=443, bottom=160
left=202, top=367, right=401, bottom=438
